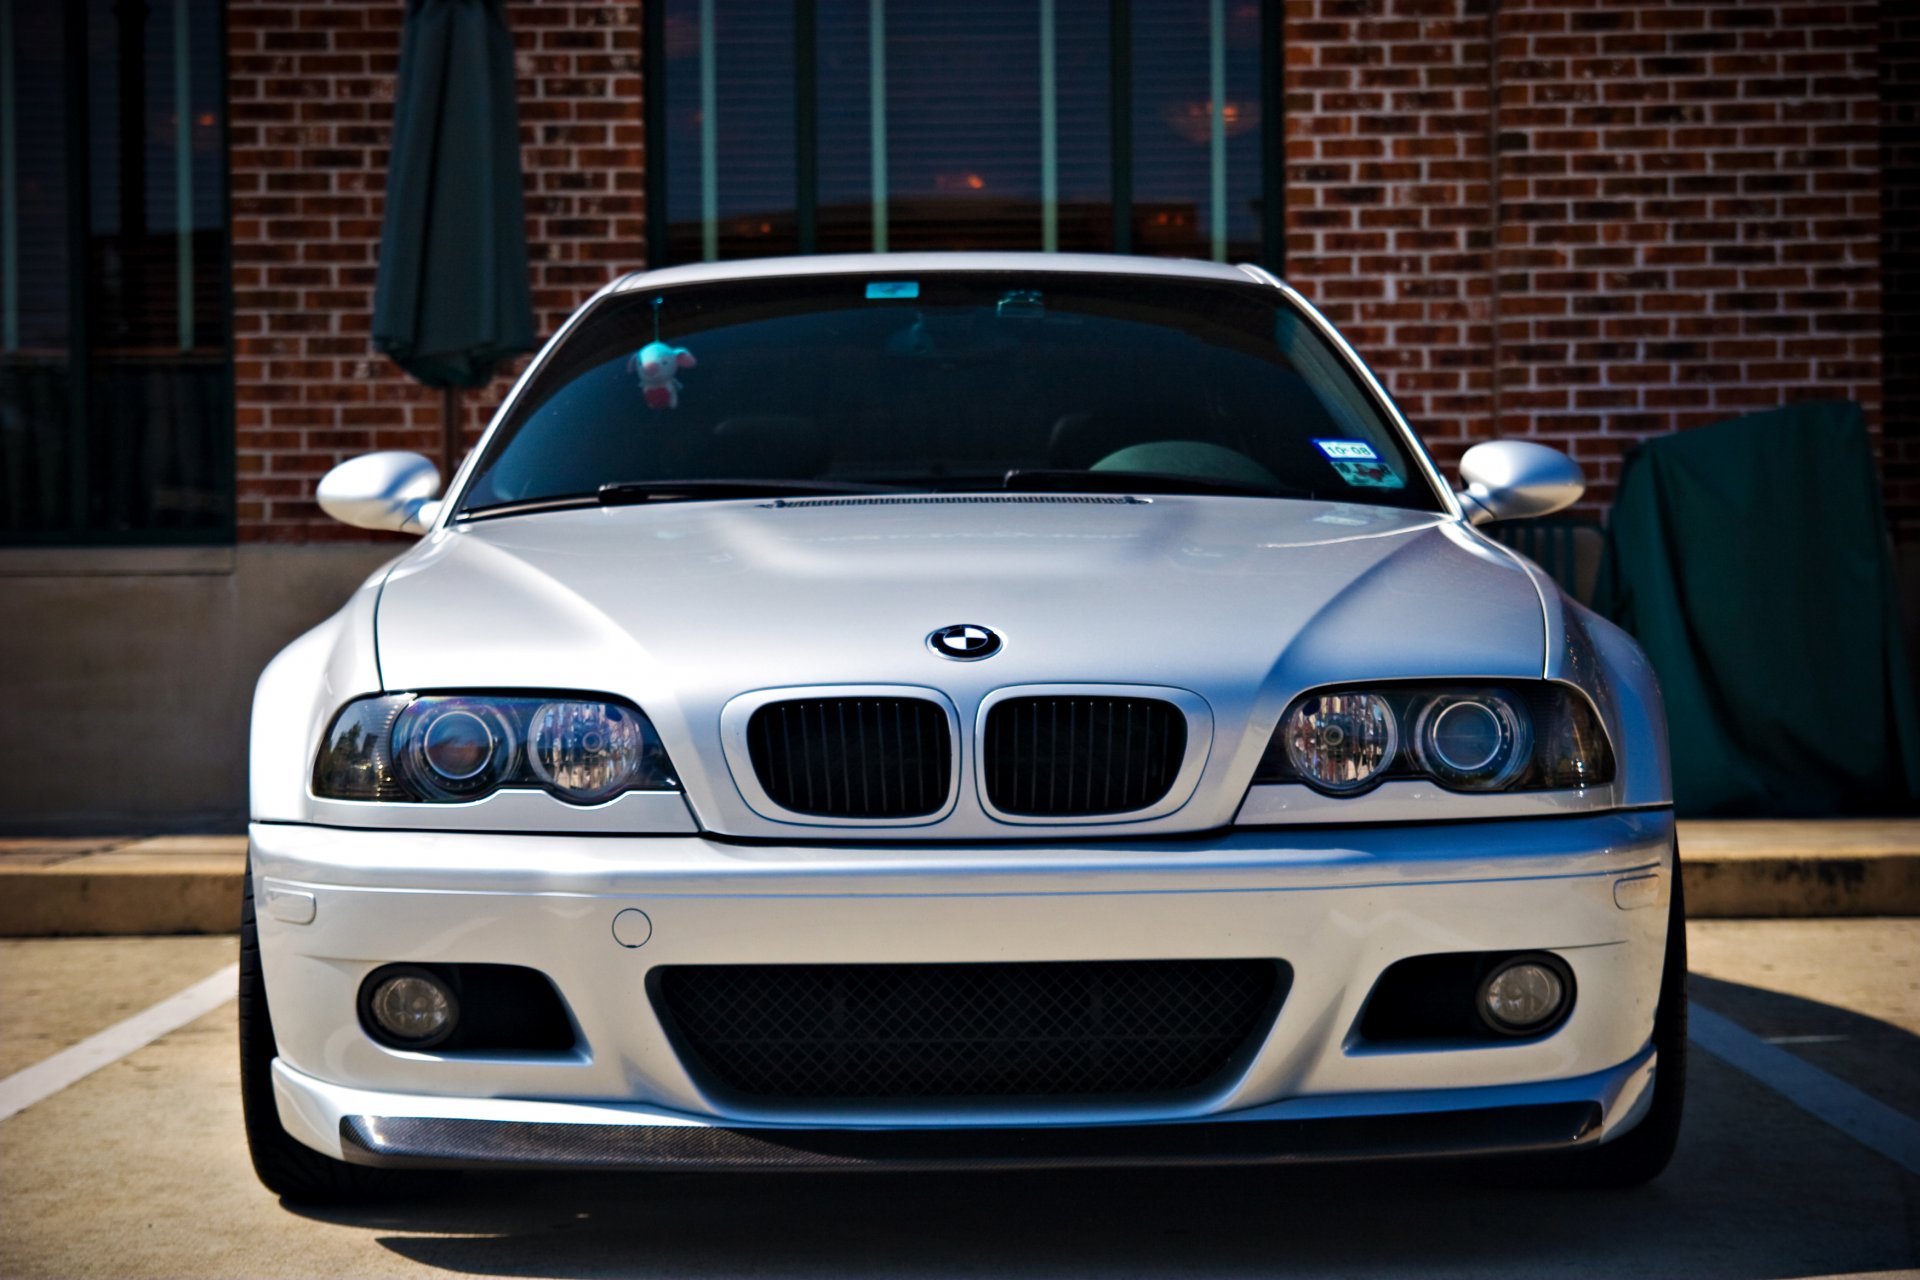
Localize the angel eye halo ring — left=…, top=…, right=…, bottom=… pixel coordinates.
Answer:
left=397, top=700, right=517, bottom=800
left=1414, top=692, right=1532, bottom=789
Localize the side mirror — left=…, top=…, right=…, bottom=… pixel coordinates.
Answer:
left=1456, top=440, right=1585, bottom=525
left=316, top=451, right=443, bottom=534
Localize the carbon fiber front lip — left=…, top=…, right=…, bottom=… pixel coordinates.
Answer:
left=338, top=1102, right=1602, bottom=1172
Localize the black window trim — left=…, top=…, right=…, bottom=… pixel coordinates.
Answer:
left=2, top=1, right=237, bottom=549
left=642, top=0, right=1285, bottom=275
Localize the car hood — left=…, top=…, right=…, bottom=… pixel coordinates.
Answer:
left=375, top=494, right=1546, bottom=833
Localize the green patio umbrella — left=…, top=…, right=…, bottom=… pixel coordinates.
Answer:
left=372, top=0, right=535, bottom=479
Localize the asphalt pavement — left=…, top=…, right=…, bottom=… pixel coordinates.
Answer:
left=1, top=920, right=1915, bottom=1279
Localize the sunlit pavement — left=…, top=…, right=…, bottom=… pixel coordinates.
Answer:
left=1, top=921, right=1915, bottom=1279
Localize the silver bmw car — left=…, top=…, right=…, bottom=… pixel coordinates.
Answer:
left=244, top=253, right=1682, bottom=1202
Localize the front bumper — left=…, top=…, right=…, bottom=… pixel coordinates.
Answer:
left=251, top=808, right=1674, bottom=1168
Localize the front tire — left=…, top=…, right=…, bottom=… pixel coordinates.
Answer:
left=239, top=863, right=416, bottom=1203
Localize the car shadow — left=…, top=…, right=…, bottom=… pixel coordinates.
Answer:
left=287, top=977, right=1920, bottom=1279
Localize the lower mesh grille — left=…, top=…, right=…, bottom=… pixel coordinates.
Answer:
left=653, top=960, right=1285, bottom=1101
left=984, top=695, right=1189, bottom=817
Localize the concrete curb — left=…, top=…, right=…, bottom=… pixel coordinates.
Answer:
left=0, top=838, right=248, bottom=938
left=0, top=821, right=1915, bottom=936
left=1672, top=820, right=1920, bottom=918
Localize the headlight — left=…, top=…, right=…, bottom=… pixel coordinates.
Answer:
left=313, top=693, right=678, bottom=804
left=525, top=699, right=654, bottom=803
left=1280, top=692, right=1398, bottom=792
left=1255, top=682, right=1612, bottom=795
left=1413, top=691, right=1530, bottom=789
left=398, top=699, right=518, bottom=800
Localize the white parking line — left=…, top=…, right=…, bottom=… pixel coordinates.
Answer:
left=1690, top=1001, right=1920, bottom=1176
left=0, top=963, right=239, bottom=1124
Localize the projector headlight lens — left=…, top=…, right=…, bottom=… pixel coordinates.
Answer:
left=397, top=700, right=517, bottom=800
left=1415, top=692, right=1531, bottom=790
left=420, top=710, right=497, bottom=781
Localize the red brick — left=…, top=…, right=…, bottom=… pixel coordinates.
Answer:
left=1289, top=0, right=1886, bottom=523
left=235, top=0, right=1897, bottom=539
left=228, top=0, right=645, bottom=543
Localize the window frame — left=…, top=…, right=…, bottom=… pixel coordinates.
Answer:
left=642, top=0, right=1285, bottom=273
left=0, top=0, right=237, bottom=548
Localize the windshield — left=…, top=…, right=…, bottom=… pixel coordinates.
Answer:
left=457, top=271, right=1445, bottom=517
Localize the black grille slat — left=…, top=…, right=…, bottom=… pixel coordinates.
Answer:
left=984, top=696, right=1187, bottom=818
left=748, top=697, right=951, bottom=820
left=654, top=960, right=1283, bottom=1102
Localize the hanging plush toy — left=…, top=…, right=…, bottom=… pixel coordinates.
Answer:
left=631, top=296, right=696, bottom=409
left=630, top=340, right=696, bottom=409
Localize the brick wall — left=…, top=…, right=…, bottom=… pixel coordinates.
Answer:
left=1283, top=0, right=1497, bottom=485
left=1288, top=0, right=1886, bottom=518
left=226, top=1, right=644, bottom=541
left=1493, top=0, right=1882, bottom=514
left=230, top=0, right=1898, bottom=539
left=1883, top=5, right=1920, bottom=540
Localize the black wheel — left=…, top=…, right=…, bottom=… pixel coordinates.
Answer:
left=240, top=863, right=422, bottom=1203
left=1561, top=842, right=1688, bottom=1188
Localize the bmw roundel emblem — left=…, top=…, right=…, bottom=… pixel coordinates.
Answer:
left=928, top=624, right=1003, bottom=661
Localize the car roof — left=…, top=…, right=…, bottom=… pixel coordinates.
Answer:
left=610, top=252, right=1273, bottom=294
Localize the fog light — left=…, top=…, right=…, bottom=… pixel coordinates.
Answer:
left=361, top=965, right=458, bottom=1049
left=1477, top=955, right=1572, bottom=1036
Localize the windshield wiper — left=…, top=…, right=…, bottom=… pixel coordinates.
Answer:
left=999, top=469, right=1311, bottom=500
left=597, top=479, right=910, bottom=505
left=462, top=470, right=1306, bottom=522
left=458, top=479, right=910, bottom=522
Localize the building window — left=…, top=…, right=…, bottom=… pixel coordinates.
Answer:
left=648, top=0, right=1280, bottom=268
left=0, top=0, right=233, bottom=545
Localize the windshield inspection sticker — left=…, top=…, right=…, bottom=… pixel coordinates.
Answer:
left=866, top=281, right=919, bottom=299
left=1314, top=439, right=1378, bottom=461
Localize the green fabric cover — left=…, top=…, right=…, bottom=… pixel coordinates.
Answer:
left=372, top=0, right=535, bottom=389
left=1593, top=401, right=1920, bottom=816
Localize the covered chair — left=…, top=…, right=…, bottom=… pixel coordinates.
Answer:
left=1593, top=401, right=1920, bottom=816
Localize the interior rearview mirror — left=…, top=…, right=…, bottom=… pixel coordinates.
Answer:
left=316, top=451, right=443, bottom=534
left=1456, top=440, right=1585, bottom=525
